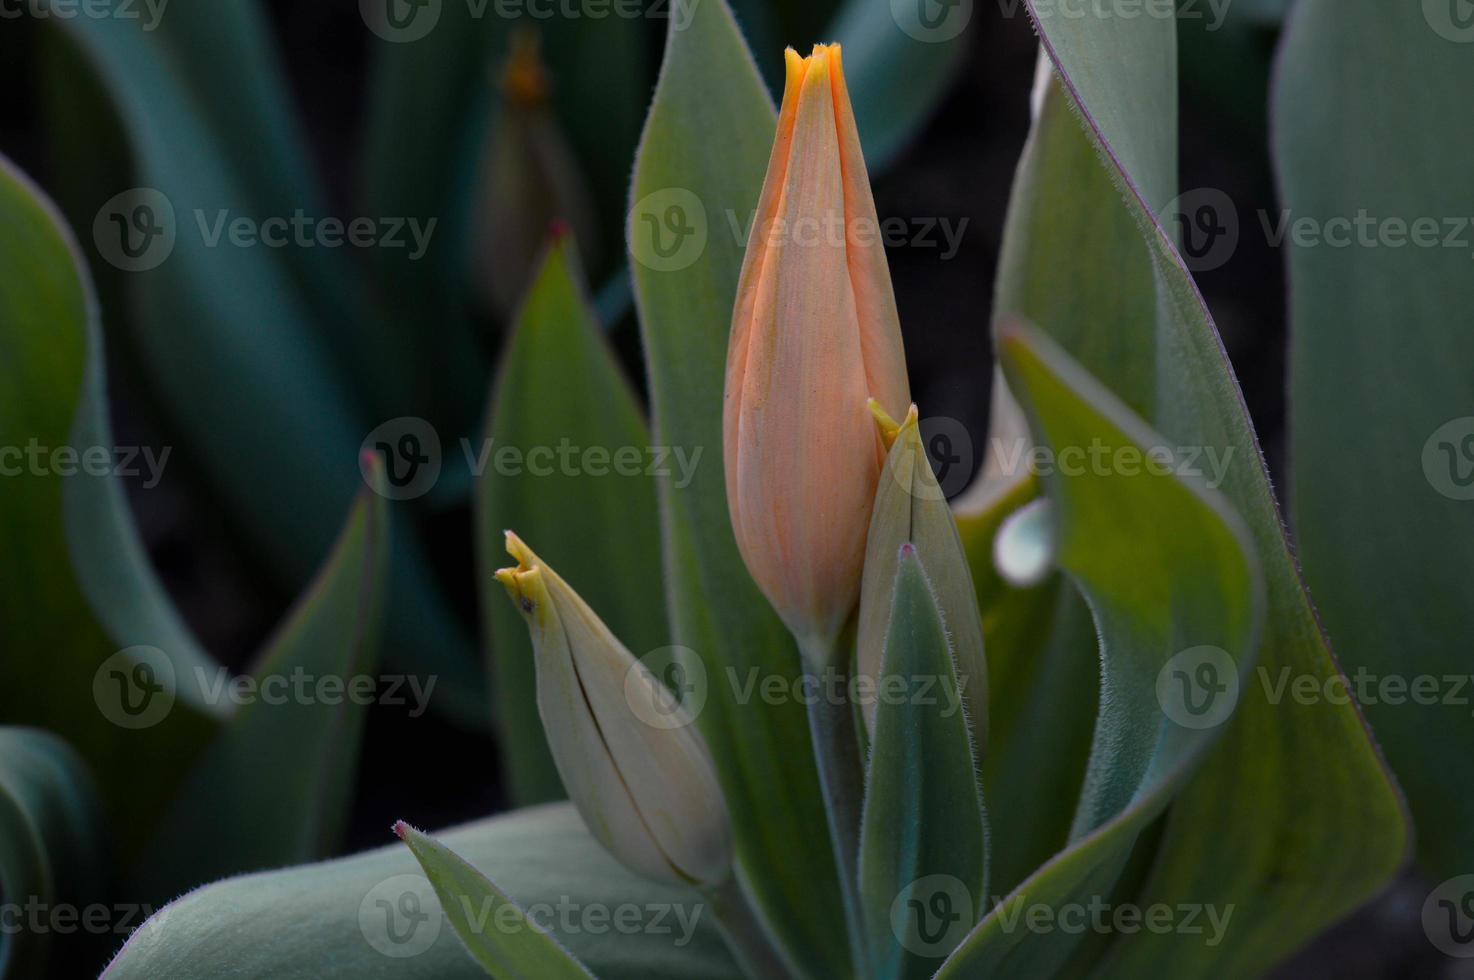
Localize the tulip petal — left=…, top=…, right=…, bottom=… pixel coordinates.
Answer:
left=827, top=45, right=909, bottom=420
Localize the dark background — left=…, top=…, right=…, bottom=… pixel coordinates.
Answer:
left=1, top=2, right=1428, bottom=974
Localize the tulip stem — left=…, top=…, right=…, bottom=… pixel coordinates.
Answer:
left=706, top=875, right=800, bottom=980
left=801, top=639, right=872, bottom=979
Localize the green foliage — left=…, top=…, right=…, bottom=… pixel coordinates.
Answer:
left=1277, top=0, right=1474, bottom=881
left=0, top=0, right=1448, bottom=976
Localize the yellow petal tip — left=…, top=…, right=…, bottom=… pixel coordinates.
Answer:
left=496, top=531, right=548, bottom=621
left=870, top=400, right=918, bottom=451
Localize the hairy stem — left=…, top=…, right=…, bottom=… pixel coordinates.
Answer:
left=801, top=635, right=871, bottom=979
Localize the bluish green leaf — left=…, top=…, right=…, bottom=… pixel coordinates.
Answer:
left=102, top=804, right=739, bottom=980
left=397, top=822, right=594, bottom=979
left=629, top=2, right=847, bottom=975
left=939, top=322, right=1263, bottom=977
left=477, top=237, right=666, bottom=804
left=859, top=547, right=988, bottom=980
left=1277, top=0, right=1474, bottom=879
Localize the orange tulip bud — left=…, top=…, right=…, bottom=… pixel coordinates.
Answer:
left=723, top=44, right=911, bottom=665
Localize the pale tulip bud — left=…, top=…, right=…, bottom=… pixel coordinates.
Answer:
left=494, top=531, right=732, bottom=888
left=723, top=44, right=911, bottom=666
left=856, top=403, right=989, bottom=751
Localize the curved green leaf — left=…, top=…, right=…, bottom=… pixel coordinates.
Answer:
left=0, top=728, right=107, bottom=979
left=955, top=477, right=1099, bottom=901
left=940, top=322, right=1263, bottom=977
left=990, top=8, right=1410, bottom=970
left=859, top=547, right=988, bottom=980
left=477, top=237, right=666, bottom=804
left=397, top=822, right=595, bottom=979
left=0, top=153, right=218, bottom=842
left=138, top=465, right=390, bottom=897
left=1277, top=0, right=1474, bottom=881
left=102, top=804, right=739, bottom=980
left=629, top=2, right=847, bottom=975
left=42, top=4, right=484, bottom=727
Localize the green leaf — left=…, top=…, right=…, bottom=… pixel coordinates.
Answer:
left=954, top=479, right=1099, bottom=901
left=0, top=728, right=107, bottom=979
left=939, top=322, right=1263, bottom=977
left=43, top=4, right=484, bottom=728
left=477, top=238, right=667, bottom=805
left=859, top=547, right=988, bottom=980
left=397, top=822, right=595, bottom=979
left=103, top=804, right=739, bottom=980
left=829, top=0, right=970, bottom=171
left=0, top=153, right=219, bottom=844
left=136, top=466, right=390, bottom=897
left=1277, top=0, right=1474, bottom=879
left=992, top=9, right=1410, bottom=970
left=630, top=2, right=847, bottom=976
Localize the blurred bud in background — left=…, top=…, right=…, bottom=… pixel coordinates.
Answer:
left=471, top=30, right=599, bottom=319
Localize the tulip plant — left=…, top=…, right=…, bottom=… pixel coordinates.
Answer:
left=3, top=0, right=1471, bottom=978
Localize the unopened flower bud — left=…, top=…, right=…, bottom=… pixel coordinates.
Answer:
left=494, top=531, right=732, bottom=887
left=723, top=44, right=911, bottom=665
